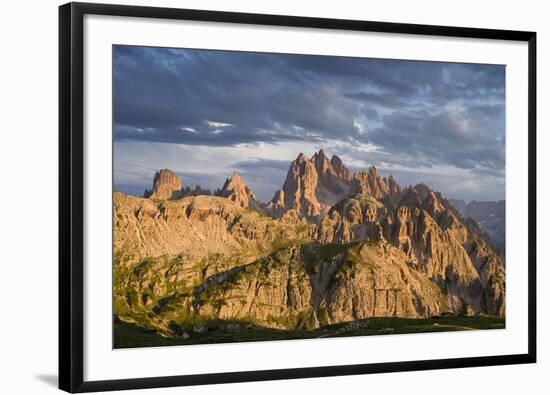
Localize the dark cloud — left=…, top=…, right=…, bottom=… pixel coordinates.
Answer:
left=114, top=46, right=363, bottom=146
left=114, top=45, right=505, bottom=201
left=343, top=91, right=407, bottom=110
left=368, top=105, right=505, bottom=171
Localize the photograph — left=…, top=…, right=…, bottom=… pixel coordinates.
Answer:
left=112, top=45, right=506, bottom=348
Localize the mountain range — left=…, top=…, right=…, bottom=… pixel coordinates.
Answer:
left=114, top=150, right=505, bottom=340
left=448, top=199, right=505, bottom=254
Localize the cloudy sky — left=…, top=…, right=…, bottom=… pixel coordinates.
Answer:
left=113, top=45, right=505, bottom=203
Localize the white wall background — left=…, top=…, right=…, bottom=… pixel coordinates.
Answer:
left=0, top=0, right=546, bottom=394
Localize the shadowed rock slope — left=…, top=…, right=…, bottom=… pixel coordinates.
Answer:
left=449, top=199, right=505, bottom=254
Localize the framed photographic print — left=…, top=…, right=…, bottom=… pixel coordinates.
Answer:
left=59, top=2, right=537, bottom=393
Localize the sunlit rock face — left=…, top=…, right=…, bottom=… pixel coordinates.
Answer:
left=115, top=152, right=505, bottom=338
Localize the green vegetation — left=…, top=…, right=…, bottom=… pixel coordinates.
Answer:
left=356, top=194, right=382, bottom=206
left=301, top=241, right=360, bottom=274
left=270, top=232, right=297, bottom=251
left=114, top=314, right=505, bottom=349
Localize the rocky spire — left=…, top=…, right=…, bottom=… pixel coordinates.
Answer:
left=386, top=174, right=403, bottom=204
left=351, top=166, right=389, bottom=198
left=412, top=183, right=431, bottom=202
left=421, top=190, right=446, bottom=219
left=266, top=189, right=286, bottom=218
left=216, top=171, right=259, bottom=209
left=398, top=187, right=422, bottom=209
left=312, top=149, right=343, bottom=195
left=144, top=169, right=183, bottom=200
left=281, top=152, right=322, bottom=218
left=330, top=155, right=352, bottom=181
left=118, top=151, right=507, bottom=328
left=387, top=175, right=401, bottom=196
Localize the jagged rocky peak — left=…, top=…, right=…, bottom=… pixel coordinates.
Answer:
left=295, top=152, right=309, bottom=163
left=408, top=183, right=448, bottom=217
left=311, top=149, right=330, bottom=169
left=144, top=169, right=183, bottom=200
left=143, top=169, right=213, bottom=200
left=449, top=199, right=506, bottom=254
left=330, top=154, right=352, bottom=181
left=420, top=190, right=446, bottom=219
left=311, top=149, right=353, bottom=198
left=266, top=189, right=286, bottom=217
left=182, top=185, right=212, bottom=197
left=310, top=150, right=352, bottom=182
left=412, top=183, right=432, bottom=202
left=116, top=152, right=507, bottom=336
left=281, top=152, right=322, bottom=218
left=276, top=150, right=356, bottom=219
left=387, top=175, right=401, bottom=195
left=398, top=187, right=422, bottom=209
left=274, top=150, right=408, bottom=220
left=270, top=189, right=285, bottom=206
left=217, top=171, right=258, bottom=209
left=351, top=166, right=389, bottom=199
left=384, top=174, right=403, bottom=205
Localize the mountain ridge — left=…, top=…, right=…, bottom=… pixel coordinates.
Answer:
left=114, top=150, right=505, bottom=339
left=449, top=199, right=505, bottom=253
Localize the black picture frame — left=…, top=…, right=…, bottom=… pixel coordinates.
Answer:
left=59, top=2, right=537, bottom=393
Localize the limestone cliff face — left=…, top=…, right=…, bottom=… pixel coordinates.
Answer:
left=114, top=192, right=313, bottom=265
left=449, top=199, right=506, bottom=254
left=216, top=171, right=261, bottom=211
left=117, top=227, right=448, bottom=335
left=351, top=167, right=389, bottom=199
left=143, top=169, right=211, bottom=200
left=280, top=153, right=322, bottom=218
left=116, top=151, right=505, bottom=337
left=330, top=154, right=353, bottom=181
left=143, top=169, right=183, bottom=200
left=270, top=151, right=353, bottom=220
left=186, top=240, right=447, bottom=330
left=316, top=189, right=505, bottom=316
left=311, top=150, right=353, bottom=204
left=322, top=241, right=446, bottom=321
left=266, top=190, right=285, bottom=218
left=270, top=151, right=405, bottom=222
left=317, top=195, right=387, bottom=244
left=387, top=175, right=402, bottom=197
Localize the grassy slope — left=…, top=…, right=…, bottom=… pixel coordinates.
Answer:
left=114, top=314, right=505, bottom=349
